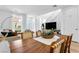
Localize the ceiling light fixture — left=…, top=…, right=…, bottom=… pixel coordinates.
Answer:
left=53, top=5, right=57, bottom=7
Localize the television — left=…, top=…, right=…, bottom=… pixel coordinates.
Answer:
left=46, top=22, right=56, bottom=29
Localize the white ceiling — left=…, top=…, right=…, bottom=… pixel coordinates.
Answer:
left=0, top=5, right=77, bottom=15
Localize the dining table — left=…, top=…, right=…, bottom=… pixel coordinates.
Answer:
left=10, top=35, right=66, bottom=53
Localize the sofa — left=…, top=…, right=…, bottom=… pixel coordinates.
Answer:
left=0, top=32, right=20, bottom=42
left=5, top=36, right=20, bottom=42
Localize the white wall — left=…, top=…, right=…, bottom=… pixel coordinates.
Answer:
left=58, top=7, right=79, bottom=42
left=25, top=15, right=41, bottom=32
left=39, top=9, right=62, bottom=30
left=38, top=6, right=79, bottom=42
left=24, top=9, right=62, bottom=33
left=21, top=14, right=27, bottom=32
left=0, top=10, right=26, bottom=32
left=26, top=15, right=36, bottom=32
left=55, top=12, right=63, bottom=32
left=0, top=10, right=12, bottom=30
left=35, top=16, right=41, bottom=31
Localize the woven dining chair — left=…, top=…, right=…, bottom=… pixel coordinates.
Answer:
left=50, top=35, right=67, bottom=53
left=64, top=34, right=73, bottom=53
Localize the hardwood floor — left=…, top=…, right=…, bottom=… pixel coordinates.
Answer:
left=10, top=39, right=79, bottom=53
left=71, top=42, right=79, bottom=53
left=10, top=39, right=50, bottom=53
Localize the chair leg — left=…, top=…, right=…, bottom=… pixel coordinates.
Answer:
left=60, top=43, right=65, bottom=53
left=64, top=46, right=67, bottom=53
left=68, top=47, right=70, bottom=53
left=50, top=47, right=54, bottom=53
left=68, top=50, right=70, bottom=53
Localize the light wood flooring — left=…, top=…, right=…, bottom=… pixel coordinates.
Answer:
left=71, top=42, right=79, bottom=53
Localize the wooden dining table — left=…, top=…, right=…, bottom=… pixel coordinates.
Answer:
left=10, top=35, right=66, bottom=53
left=10, top=38, right=50, bottom=53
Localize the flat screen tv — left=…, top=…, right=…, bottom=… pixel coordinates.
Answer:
left=46, top=22, right=56, bottom=29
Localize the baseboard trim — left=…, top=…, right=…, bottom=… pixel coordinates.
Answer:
left=72, top=41, right=79, bottom=44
